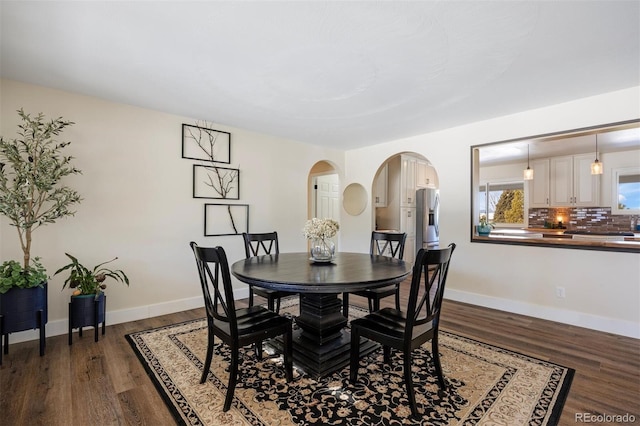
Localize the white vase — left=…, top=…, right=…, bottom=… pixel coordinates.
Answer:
left=310, top=238, right=335, bottom=262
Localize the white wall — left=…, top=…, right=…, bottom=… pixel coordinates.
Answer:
left=2, top=79, right=639, bottom=341
left=0, top=79, right=344, bottom=341
left=344, top=86, right=640, bottom=338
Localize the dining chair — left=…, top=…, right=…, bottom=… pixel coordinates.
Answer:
left=349, top=243, right=456, bottom=418
left=342, top=231, right=407, bottom=317
left=189, top=242, right=293, bottom=412
left=242, top=232, right=296, bottom=313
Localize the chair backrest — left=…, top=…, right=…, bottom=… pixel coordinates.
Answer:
left=190, top=242, right=239, bottom=333
left=405, top=243, right=456, bottom=336
left=242, top=232, right=280, bottom=259
left=370, top=231, right=407, bottom=260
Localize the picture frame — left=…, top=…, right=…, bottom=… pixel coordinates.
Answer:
left=193, top=164, right=240, bottom=200
left=204, top=203, right=249, bottom=236
left=182, top=123, right=231, bottom=164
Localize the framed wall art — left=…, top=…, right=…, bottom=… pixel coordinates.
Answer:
left=204, top=203, right=249, bottom=236
left=182, top=123, right=231, bottom=164
left=193, top=164, right=240, bottom=199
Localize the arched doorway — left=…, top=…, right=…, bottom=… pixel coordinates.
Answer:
left=372, top=152, right=439, bottom=262
left=308, top=160, right=340, bottom=223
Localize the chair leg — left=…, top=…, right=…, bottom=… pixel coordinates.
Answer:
left=284, top=327, right=293, bottom=382
left=368, top=297, right=374, bottom=313
left=267, top=296, right=275, bottom=312
left=404, top=351, right=419, bottom=418
left=394, top=284, right=401, bottom=311
left=342, top=293, right=349, bottom=318
left=383, top=345, right=391, bottom=364
left=254, top=341, right=263, bottom=360
left=349, top=326, right=360, bottom=383
left=275, top=296, right=282, bottom=314
left=200, top=329, right=214, bottom=384
left=432, top=334, right=446, bottom=390
left=248, top=286, right=254, bottom=307
left=224, top=345, right=240, bottom=412
left=372, top=298, right=381, bottom=312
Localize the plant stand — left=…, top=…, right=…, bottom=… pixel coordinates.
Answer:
left=68, top=293, right=106, bottom=345
left=0, top=284, right=48, bottom=365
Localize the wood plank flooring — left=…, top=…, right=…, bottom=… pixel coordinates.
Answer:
left=1, top=284, right=638, bottom=425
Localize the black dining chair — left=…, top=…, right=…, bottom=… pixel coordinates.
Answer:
left=189, top=242, right=293, bottom=412
left=242, top=232, right=296, bottom=313
left=349, top=243, right=456, bottom=418
left=342, top=231, right=407, bottom=317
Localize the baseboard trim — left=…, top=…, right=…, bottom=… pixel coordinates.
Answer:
left=445, top=288, right=640, bottom=339
left=7, top=287, right=636, bottom=344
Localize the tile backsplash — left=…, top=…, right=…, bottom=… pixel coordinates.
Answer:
left=528, top=207, right=639, bottom=232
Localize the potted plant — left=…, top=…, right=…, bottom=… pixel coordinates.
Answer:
left=477, top=214, right=495, bottom=236
left=0, top=109, right=81, bottom=362
left=54, top=253, right=129, bottom=344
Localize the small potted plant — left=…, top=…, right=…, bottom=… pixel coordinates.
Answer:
left=0, top=109, right=81, bottom=362
left=54, top=253, right=129, bottom=344
left=477, top=214, right=495, bottom=236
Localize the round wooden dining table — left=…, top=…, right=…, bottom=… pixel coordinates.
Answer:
left=231, top=252, right=411, bottom=377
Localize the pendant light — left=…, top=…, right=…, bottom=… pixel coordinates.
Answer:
left=591, top=134, right=603, bottom=175
left=523, top=144, right=534, bottom=180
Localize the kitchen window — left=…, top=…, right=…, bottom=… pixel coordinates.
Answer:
left=478, top=181, right=524, bottom=226
left=612, top=166, right=640, bottom=214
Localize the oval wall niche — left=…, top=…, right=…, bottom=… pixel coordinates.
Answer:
left=343, top=183, right=368, bottom=216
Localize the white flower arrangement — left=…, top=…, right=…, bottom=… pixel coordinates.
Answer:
left=303, top=218, right=340, bottom=240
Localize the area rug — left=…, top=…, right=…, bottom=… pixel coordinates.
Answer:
left=126, top=300, right=573, bottom=425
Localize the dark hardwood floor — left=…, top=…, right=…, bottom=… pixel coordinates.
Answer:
left=1, top=282, right=638, bottom=425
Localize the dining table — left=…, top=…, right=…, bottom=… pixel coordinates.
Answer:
left=231, top=251, right=412, bottom=377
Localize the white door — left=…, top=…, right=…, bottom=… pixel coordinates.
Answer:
left=315, top=174, right=340, bottom=220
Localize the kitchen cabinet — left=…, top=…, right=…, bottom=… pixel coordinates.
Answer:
left=528, top=159, right=551, bottom=207
left=401, top=155, right=417, bottom=207
left=400, top=207, right=416, bottom=262
left=550, top=154, right=600, bottom=207
left=373, top=163, right=388, bottom=207
left=416, top=160, right=438, bottom=188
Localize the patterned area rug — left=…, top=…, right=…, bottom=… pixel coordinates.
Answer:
left=126, top=299, right=573, bottom=425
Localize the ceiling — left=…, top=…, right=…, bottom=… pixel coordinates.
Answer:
left=1, top=1, right=639, bottom=151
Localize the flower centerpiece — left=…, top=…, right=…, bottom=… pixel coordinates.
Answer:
left=303, top=218, right=339, bottom=262
left=477, top=214, right=495, bottom=236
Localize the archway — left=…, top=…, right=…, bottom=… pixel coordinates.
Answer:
left=371, top=152, right=439, bottom=262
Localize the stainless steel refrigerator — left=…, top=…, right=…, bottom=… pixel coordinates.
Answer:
left=415, top=188, right=440, bottom=252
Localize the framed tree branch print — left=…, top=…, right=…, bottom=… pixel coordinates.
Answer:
left=182, top=123, right=231, bottom=164
left=193, top=164, right=240, bottom=200
left=204, top=204, right=249, bottom=236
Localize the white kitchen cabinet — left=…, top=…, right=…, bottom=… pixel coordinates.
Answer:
left=400, top=207, right=416, bottom=262
left=401, top=155, right=417, bottom=207
left=373, top=163, right=388, bottom=207
left=416, top=160, right=438, bottom=188
left=528, top=159, right=551, bottom=207
left=550, top=154, right=600, bottom=207
left=403, top=236, right=415, bottom=263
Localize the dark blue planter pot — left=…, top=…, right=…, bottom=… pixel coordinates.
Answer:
left=68, top=292, right=106, bottom=344
left=0, top=283, right=48, bottom=364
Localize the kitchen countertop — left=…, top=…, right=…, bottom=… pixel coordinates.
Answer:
left=474, top=228, right=640, bottom=252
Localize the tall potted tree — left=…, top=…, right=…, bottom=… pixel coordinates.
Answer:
left=0, top=109, right=82, bottom=363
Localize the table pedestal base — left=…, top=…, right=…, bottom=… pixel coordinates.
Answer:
left=275, top=292, right=379, bottom=378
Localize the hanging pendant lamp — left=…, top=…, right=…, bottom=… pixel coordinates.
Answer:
left=523, top=144, right=534, bottom=180
left=591, top=134, right=603, bottom=175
